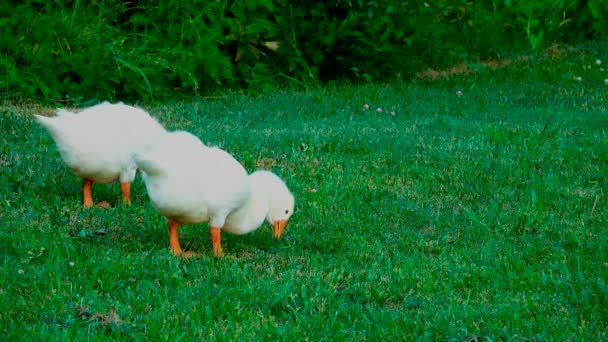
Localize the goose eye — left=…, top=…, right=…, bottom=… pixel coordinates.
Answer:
left=285, top=209, right=289, bottom=214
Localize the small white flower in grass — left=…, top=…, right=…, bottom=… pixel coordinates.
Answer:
left=69, top=261, right=75, bottom=267
left=456, top=90, right=463, bottom=97
left=362, top=104, right=369, bottom=110
left=18, top=270, right=24, bottom=274
left=575, top=76, right=582, bottom=82
left=604, top=78, right=608, bottom=86
left=596, top=59, right=602, bottom=65
left=391, top=111, right=396, bottom=116
left=376, top=108, right=383, bottom=113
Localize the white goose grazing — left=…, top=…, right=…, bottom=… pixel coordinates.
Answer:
left=35, top=102, right=166, bottom=207
left=133, top=131, right=294, bottom=258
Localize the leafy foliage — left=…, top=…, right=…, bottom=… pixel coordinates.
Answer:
left=0, top=0, right=607, bottom=103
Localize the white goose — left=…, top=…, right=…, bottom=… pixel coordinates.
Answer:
left=35, top=102, right=166, bottom=207
left=134, top=131, right=294, bottom=257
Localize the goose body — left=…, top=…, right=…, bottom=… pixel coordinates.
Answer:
left=35, top=102, right=166, bottom=207
left=134, top=131, right=294, bottom=257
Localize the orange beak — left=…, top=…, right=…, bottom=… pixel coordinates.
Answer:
left=273, top=220, right=288, bottom=239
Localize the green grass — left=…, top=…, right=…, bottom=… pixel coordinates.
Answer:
left=2, top=45, right=608, bottom=340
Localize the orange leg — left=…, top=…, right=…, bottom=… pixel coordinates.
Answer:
left=120, top=182, right=132, bottom=206
left=168, top=219, right=183, bottom=256
left=83, top=178, right=94, bottom=208
left=168, top=219, right=196, bottom=258
left=210, top=227, right=222, bottom=258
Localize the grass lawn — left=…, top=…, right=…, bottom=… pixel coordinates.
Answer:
left=1, top=44, right=608, bottom=340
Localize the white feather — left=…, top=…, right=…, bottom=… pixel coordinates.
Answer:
left=135, top=130, right=295, bottom=235
left=36, top=102, right=167, bottom=185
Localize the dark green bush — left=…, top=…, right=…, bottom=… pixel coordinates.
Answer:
left=283, top=0, right=608, bottom=81
left=1, top=0, right=181, bottom=102
left=1, top=0, right=606, bottom=103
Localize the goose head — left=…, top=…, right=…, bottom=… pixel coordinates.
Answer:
left=250, top=170, right=295, bottom=239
